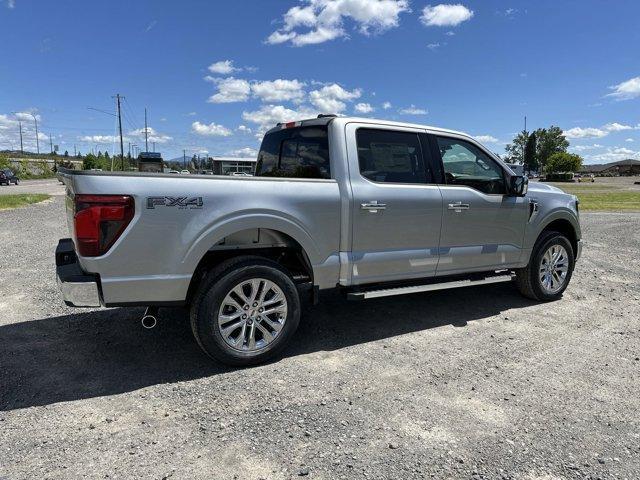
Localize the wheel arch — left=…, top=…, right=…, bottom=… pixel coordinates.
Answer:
left=538, top=217, right=579, bottom=256
left=185, top=226, right=315, bottom=305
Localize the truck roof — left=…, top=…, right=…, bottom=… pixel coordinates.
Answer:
left=266, top=114, right=472, bottom=140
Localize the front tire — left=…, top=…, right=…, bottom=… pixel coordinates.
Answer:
left=515, top=231, right=575, bottom=301
left=190, top=256, right=301, bottom=366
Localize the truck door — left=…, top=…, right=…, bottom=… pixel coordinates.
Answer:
left=346, top=123, right=443, bottom=285
left=431, top=134, right=528, bottom=274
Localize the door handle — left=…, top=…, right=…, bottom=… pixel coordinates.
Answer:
left=361, top=201, right=387, bottom=213
left=448, top=202, right=470, bottom=212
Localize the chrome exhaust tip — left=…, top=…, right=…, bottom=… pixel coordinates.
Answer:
left=141, top=307, right=159, bottom=329
left=141, top=314, right=157, bottom=329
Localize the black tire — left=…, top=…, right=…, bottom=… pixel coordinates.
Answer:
left=190, top=255, right=301, bottom=366
left=515, top=230, right=575, bottom=301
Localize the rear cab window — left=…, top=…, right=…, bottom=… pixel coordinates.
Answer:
left=256, top=126, right=331, bottom=179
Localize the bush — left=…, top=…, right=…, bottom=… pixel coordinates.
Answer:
left=544, top=172, right=574, bottom=182
left=546, top=152, right=583, bottom=174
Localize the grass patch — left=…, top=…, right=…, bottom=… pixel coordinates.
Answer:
left=549, top=183, right=640, bottom=211
left=0, top=194, right=51, bottom=210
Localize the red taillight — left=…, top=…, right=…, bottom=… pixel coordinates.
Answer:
left=74, top=194, right=134, bottom=257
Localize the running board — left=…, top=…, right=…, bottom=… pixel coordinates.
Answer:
left=347, top=274, right=515, bottom=300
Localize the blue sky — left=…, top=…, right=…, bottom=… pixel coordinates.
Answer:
left=1, top=0, right=639, bottom=164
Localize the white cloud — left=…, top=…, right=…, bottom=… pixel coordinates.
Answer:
left=569, top=144, right=603, bottom=152
left=79, top=135, right=123, bottom=144
left=251, top=79, right=306, bottom=102
left=13, top=111, right=41, bottom=122
left=445, top=30, right=455, bottom=36
left=603, top=122, right=633, bottom=132
left=382, top=101, right=392, bottom=109
left=145, top=20, right=157, bottom=32
left=565, top=122, right=637, bottom=139
left=309, top=83, right=361, bottom=112
left=242, top=104, right=318, bottom=136
left=399, top=104, right=427, bottom=115
left=207, top=77, right=251, bottom=103
left=228, top=147, right=258, bottom=158
left=191, top=121, right=233, bottom=137
left=6, top=0, right=15, bottom=9
left=427, top=42, right=442, bottom=50
left=208, top=60, right=239, bottom=75
left=266, top=0, right=410, bottom=46
left=354, top=102, right=374, bottom=114
left=474, top=135, right=499, bottom=144
left=585, top=147, right=640, bottom=163
left=606, top=76, right=640, bottom=101
left=625, top=138, right=634, bottom=142
left=420, top=4, right=474, bottom=27
left=128, top=127, right=172, bottom=144
left=185, top=111, right=197, bottom=116
left=237, top=125, right=252, bottom=134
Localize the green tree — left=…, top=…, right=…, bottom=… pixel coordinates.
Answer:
left=524, top=132, right=538, bottom=172
left=505, top=130, right=528, bottom=164
left=546, top=152, right=582, bottom=173
left=535, top=126, right=569, bottom=171
left=83, top=153, right=97, bottom=170
left=64, top=150, right=69, bottom=157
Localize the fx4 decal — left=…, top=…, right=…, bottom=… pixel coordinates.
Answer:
left=147, top=196, right=204, bottom=210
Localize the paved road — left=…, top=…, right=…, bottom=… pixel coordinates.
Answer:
left=0, top=178, right=65, bottom=196
left=0, top=196, right=639, bottom=479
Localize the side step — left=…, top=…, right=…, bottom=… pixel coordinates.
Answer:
left=347, top=274, right=515, bottom=301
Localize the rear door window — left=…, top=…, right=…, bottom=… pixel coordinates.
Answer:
left=356, top=128, right=432, bottom=184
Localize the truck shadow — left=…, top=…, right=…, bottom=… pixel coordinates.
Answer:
left=1, top=283, right=535, bottom=411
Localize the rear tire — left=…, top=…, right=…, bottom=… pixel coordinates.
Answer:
left=190, top=256, right=301, bottom=366
left=515, top=231, right=575, bottom=301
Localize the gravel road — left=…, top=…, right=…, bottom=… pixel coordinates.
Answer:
left=1, top=196, right=639, bottom=479
left=0, top=178, right=65, bottom=196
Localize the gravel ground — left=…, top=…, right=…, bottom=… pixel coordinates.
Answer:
left=0, top=178, right=65, bottom=196
left=0, top=196, right=639, bottom=480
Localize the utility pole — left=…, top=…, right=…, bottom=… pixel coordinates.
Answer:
left=522, top=115, right=527, bottom=163
left=152, top=141, right=156, bottom=153
left=49, top=133, right=53, bottom=153
left=74, top=144, right=77, bottom=157
left=113, top=93, right=125, bottom=171
left=144, top=107, right=149, bottom=152
left=18, top=120, right=24, bottom=154
left=183, top=149, right=186, bottom=169
left=30, top=112, right=40, bottom=155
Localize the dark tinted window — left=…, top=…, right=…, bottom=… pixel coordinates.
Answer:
left=436, top=136, right=506, bottom=194
left=356, top=129, right=430, bottom=184
left=255, top=126, right=330, bottom=179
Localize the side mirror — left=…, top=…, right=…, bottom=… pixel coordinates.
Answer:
left=508, top=175, right=528, bottom=196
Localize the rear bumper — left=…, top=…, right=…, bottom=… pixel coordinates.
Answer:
left=56, top=238, right=102, bottom=307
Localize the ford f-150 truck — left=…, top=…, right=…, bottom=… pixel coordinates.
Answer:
left=57, top=115, right=581, bottom=365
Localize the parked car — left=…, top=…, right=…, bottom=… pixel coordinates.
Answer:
left=0, top=168, right=19, bottom=185
left=578, top=174, right=595, bottom=182
left=180, top=169, right=190, bottom=174
left=56, top=115, right=582, bottom=366
left=230, top=172, right=253, bottom=177
left=168, top=170, right=180, bottom=174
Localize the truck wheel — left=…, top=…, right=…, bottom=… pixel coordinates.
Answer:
left=515, top=231, right=575, bottom=301
left=190, top=256, right=301, bottom=366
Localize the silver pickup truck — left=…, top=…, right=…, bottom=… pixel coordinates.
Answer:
left=57, top=115, right=581, bottom=365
